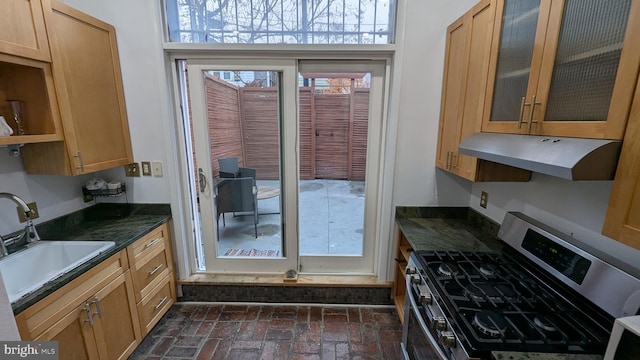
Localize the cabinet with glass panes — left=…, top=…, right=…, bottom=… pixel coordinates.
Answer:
left=481, top=0, right=640, bottom=140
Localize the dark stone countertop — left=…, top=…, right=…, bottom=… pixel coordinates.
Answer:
left=10, top=203, right=171, bottom=314
left=395, top=206, right=503, bottom=253
left=395, top=207, right=603, bottom=360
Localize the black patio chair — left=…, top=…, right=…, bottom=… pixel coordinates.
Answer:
left=218, top=157, right=256, bottom=180
left=215, top=177, right=258, bottom=239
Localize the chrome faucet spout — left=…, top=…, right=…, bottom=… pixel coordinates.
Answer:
left=0, top=192, right=39, bottom=247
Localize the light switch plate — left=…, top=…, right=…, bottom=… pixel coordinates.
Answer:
left=141, top=161, right=152, bottom=176
left=124, top=163, right=140, bottom=177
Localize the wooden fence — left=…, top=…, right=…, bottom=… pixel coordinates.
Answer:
left=198, top=74, right=370, bottom=181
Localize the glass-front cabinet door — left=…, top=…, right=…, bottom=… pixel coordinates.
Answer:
left=482, top=0, right=640, bottom=140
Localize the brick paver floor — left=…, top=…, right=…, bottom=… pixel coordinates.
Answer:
left=129, top=303, right=404, bottom=360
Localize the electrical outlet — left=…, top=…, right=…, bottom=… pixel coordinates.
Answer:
left=141, top=161, right=152, bottom=176
left=152, top=161, right=163, bottom=177
left=124, top=163, right=140, bottom=177
left=17, top=202, right=39, bottom=223
left=480, top=191, right=488, bottom=209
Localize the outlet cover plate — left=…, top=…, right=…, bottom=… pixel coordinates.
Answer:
left=124, top=163, right=140, bottom=177
left=480, top=191, right=488, bottom=209
left=17, top=202, right=39, bottom=223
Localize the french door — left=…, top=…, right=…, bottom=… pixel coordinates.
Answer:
left=181, top=58, right=386, bottom=275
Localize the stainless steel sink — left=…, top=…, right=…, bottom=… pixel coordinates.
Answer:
left=0, top=241, right=115, bottom=303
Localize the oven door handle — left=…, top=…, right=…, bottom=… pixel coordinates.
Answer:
left=407, top=282, right=450, bottom=360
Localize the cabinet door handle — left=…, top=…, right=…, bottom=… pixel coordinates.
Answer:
left=75, top=152, right=85, bottom=171
left=527, top=94, right=542, bottom=133
left=446, top=151, right=451, bottom=170
left=91, top=297, right=103, bottom=319
left=450, top=153, right=457, bottom=169
left=149, top=264, right=163, bottom=276
left=144, top=237, right=162, bottom=249
left=154, top=296, right=168, bottom=310
left=84, top=303, right=94, bottom=326
left=517, top=96, right=529, bottom=129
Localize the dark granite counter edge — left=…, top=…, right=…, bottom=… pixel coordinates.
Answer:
left=11, top=203, right=172, bottom=314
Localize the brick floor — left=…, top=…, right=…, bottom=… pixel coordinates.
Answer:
left=129, top=303, right=403, bottom=360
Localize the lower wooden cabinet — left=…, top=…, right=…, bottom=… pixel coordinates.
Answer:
left=15, top=222, right=176, bottom=359
left=126, top=223, right=176, bottom=336
left=392, top=226, right=411, bottom=323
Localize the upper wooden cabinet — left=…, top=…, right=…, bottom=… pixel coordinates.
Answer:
left=0, top=54, right=64, bottom=146
left=602, top=74, right=640, bottom=250
left=482, top=0, right=640, bottom=140
left=22, top=0, right=133, bottom=175
left=0, top=0, right=51, bottom=62
left=436, top=0, right=531, bottom=182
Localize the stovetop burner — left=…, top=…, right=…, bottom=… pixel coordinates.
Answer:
left=533, top=314, right=558, bottom=333
left=479, top=263, right=497, bottom=277
left=472, top=311, right=506, bottom=337
left=438, top=262, right=459, bottom=276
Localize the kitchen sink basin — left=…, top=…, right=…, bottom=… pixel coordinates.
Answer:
left=0, top=240, right=115, bottom=303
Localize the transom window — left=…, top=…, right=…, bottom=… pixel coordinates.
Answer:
left=164, top=0, right=396, bottom=44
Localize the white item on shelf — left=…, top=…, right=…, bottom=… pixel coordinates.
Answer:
left=85, top=178, right=106, bottom=190
left=107, top=181, right=121, bottom=190
left=0, top=116, right=13, bottom=137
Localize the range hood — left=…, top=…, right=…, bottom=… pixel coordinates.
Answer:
left=458, top=133, right=622, bottom=180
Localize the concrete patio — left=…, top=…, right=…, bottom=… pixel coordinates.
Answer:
left=212, top=179, right=365, bottom=257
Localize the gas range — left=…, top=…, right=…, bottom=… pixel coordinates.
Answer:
left=401, top=212, right=640, bottom=360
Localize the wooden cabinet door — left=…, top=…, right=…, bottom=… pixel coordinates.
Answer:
left=436, top=15, right=468, bottom=173
left=35, top=302, right=99, bottom=360
left=0, top=0, right=50, bottom=61
left=91, top=271, right=141, bottom=360
left=483, top=0, right=640, bottom=139
left=40, top=0, right=132, bottom=175
left=603, top=74, right=640, bottom=250
left=482, top=0, right=550, bottom=134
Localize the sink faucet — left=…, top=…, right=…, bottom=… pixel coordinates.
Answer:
left=0, top=192, right=40, bottom=257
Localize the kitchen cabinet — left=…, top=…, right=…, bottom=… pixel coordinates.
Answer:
left=482, top=0, right=640, bottom=140
left=15, top=251, right=142, bottom=360
left=0, top=55, right=64, bottom=146
left=0, top=0, right=50, bottom=62
left=602, top=74, right=640, bottom=250
left=392, top=227, right=410, bottom=323
left=21, top=0, right=133, bottom=175
left=126, top=223, right=176, bottom=336
left=436, top=0, right=531, bottom=182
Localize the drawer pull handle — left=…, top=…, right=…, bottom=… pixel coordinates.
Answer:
left=149, top=264, right=163, bottom=276
left=144, top=237, right=162, bottom=249
left=154, top=296, right=168, bottom=310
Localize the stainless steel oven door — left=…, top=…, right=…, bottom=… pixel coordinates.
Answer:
left=402, top=272, right=449, bottom=359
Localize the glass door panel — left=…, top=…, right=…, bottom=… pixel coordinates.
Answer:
left=297, top=61, right=385, bottom=274
left=489, top=0, right=541, bottom=123
left=542, top=0, right=632, bottom=121
left=185, top=60, right=297, bottom=273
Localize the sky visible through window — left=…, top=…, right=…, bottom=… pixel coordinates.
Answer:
left=165, top=0, right=395, bottom=44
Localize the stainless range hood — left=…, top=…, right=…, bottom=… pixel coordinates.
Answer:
left=458, top=133, right=622, bottom=180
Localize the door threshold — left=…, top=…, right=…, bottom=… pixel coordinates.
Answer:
left=179, top=273, right=391, bottom=287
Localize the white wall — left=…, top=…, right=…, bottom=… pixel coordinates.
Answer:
left=469, top=175, right=640, bottom=277
left=392, top=0, right=476, bottom=207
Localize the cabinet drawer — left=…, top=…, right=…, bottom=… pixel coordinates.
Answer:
left=133, top=249, right=170, bottom=302
left=128, top=224, right=169, bottom=265
left=138, top=275, right=175, bottom=336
